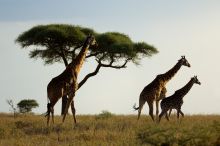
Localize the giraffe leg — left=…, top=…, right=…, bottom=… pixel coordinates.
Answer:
left=156, top=100, right=159, bottom=118
left=62, top=100, right=71, bottom=123
left=62, top=92, right=75, bottom=123
left=165, top=111, right=170, bottom=121
left=137, top=100, right=145, bottom=120
left=46, top=103, right=51, bottom=126
left=158, top=111, right=163, bottom=123
left=179, top=110, right=184, bottom=117
left=168, top=109, right=172, bottom=117
left=147, top=100, right=154, bottom=121
left=177, top=110, right=180, bottom=119
left=71, top=100, right=77, bottom=124
left=47, top=111, right=50, bottom=126
left=158, top=109, right=167, bottom=123
left=51, top=107, right=54, bottom=124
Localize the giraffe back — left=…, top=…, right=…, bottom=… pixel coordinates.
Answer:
left=160, top=94, right=183, bottom=110
left=140, top=76, right=167, bottom=101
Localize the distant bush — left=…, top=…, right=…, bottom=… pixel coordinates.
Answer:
left=96, top=110, right=114, bottom=119
left=15, top=121, right=32, bottom=129
left=17, top=99, right=39, bottom=113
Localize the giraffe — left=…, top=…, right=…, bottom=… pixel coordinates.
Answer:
left=133, top=56, right=191, bottom=121
left=46, top=35, right=97, bottom=126
left=158, top=76, right=201, bottom=122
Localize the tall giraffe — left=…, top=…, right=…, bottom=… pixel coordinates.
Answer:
left=46, top=35, right=97, bottom=125
left=133, top=56, right=191, bottom=121
left=159, top=76, right=201, bottom=122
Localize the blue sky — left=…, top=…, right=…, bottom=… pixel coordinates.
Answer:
left=0, top=0, right=220, bottom=115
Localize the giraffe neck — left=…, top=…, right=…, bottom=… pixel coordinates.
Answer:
left=66, top=41, right=90, bottom=77
left=71, top=43, right=90, bottom=77
left=160, top=61, right=182, bottom=82
left=175, top=79, right=195, bottom=99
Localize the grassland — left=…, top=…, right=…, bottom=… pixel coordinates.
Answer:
left=0, top=112, right=220, bottom=146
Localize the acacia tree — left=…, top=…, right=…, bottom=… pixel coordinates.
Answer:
left=17, top=99, right=39, bottom=113
left=16, top=24, right=158, bottom=114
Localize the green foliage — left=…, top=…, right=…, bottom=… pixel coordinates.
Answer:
left=76, top=26, right=98, bottom=36
left=16, top=24, right=86, bottom=47
left=16, top=24, right=158, bottom=65
left=17, top=99, right=39, bottom=113
left=94, top=32, right=158, bottom=64
left=95, top=110, right=114, bottom=119
left=16, top=24, right=87, bottom=65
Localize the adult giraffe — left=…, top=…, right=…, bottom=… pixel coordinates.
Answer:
left=133, top=56, right=191, bottom=121
left=46, top=35, right=97, bottom=126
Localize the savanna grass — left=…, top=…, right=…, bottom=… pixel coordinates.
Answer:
left=0, top=113, right=220, bottom=146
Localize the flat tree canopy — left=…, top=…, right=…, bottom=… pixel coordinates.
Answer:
left=16, top=24, right=158, bottom=89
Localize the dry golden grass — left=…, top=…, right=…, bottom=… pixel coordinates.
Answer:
left=0, top=113, right=220, bottom=146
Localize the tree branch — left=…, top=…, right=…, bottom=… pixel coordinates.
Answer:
left=86, top=52, right=100, bottom=58
left=99, top=57, right=131, bottom=69
left=60, top=49, right=68, bottom=67
left=78, top=63, right=102, bottom=90
left=78, top=57, right=131, bottom=90
left=54, top=45, right=83, bottom=67
left=78, top=53, right=106, bottom=89
left=53, top=49, right=68, bottom=67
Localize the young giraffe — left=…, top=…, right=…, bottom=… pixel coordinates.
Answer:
left=46, top=35, right=97, bottom=126
left=133, top=56, right=191, bottom=121
left=158, top=76, right=201, bottom=122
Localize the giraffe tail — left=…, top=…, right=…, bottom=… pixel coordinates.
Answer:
left=133, top=103, right=139, bottom=111
left=45, top=103, right=51, bottom=117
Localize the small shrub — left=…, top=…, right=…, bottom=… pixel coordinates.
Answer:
left=95, top=110, right=114, bottom=120
left=15, top=121, right=32, bottom=129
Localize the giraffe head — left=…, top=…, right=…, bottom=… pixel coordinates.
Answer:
left=192, top=76, right=201, bottom=85
left=84, top=34, right=98, bottom=47
left=179, top=56, right=191, bottom=67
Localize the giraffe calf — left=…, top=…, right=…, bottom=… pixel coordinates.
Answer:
left=159, top=94, right=185, bottom=122
left=158, top=76, right=201, bottom=122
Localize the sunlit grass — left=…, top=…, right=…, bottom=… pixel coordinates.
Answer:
left=0, top=113, right=220, bottom=146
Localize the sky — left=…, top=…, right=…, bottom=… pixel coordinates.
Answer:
left=0, top=0, right=220, bottom=115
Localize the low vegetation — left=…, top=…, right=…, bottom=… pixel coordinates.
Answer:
left=0, top=113, right=220, bottom=146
